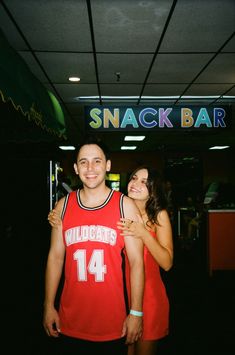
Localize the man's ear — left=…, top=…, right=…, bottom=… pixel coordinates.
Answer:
left=74, top=163, right=78, bottom=175
left=106, top=159, right=111, bottom=172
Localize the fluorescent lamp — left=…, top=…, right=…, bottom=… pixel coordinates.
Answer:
left=209, top=146, right=229, bottom=150
left=121, top=146, right=137, bottom=150
left=77, top=95, right=235, bottom=101
left=182, top=96, right=219, bottom=99
left=69, top=77, right=80, bottom=82
left=59, top=146, right=76, bottom=150
left=78, top=96, right=138, bottom=100
left=142, top=96, right=179, bottom=99
left=124, top=136, right=145, bottom=141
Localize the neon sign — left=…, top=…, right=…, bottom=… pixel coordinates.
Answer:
left=85, top=106, right=230, bottom=131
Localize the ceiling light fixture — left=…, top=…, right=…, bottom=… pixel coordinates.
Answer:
left=78, top=95, right=235, bottom=101
left=69, top=77, right=80, bottom=82
left=121, top=146, right=137, bottom=150
left=124, top=136, right=145, bottom=141
left=209, top=146, right=229, bottom=150
left=78, top=96, right=138, bottom=100
left=59, top=146, right=76, bottom=150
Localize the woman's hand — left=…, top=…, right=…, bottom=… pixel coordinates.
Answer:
left=47, top=208, right=62, bottom=228
left=117, top=215, right=145, bottom=239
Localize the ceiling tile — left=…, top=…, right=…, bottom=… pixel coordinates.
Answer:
left=160, top=0, right=235, bottom=52
left=3, top=0, right=92, bottom=51
left=54, top=83, right=99, bottom=102
left=184, top=84, right=234, bottom=96
left=92, top=0, right=173, bottom=52
left=100, top=83, right=142, bottom=96
left=18, top=51, right=49, bottom=83
left=195, top=54, right=235, bottom=83
left=97, top=53, right=153, bottom=83
left=143, top=84, right=188, bottom=96
left=148, top=54, right=213, bottom=83
left=35, top=52, right=96, bottom=83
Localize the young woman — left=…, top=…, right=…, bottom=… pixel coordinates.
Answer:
left=117, top=166, right=173, bottom=355
left=48, top=165, right=173, bottom=355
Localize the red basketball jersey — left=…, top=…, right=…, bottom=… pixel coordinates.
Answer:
left=59, top=189, right=128, bottom=341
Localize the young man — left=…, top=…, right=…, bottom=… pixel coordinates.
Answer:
left=43, top=137, right=144, bottom=355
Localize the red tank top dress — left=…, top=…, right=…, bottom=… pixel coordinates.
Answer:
left=125, top=230, right=169, bottom=340
left=59, top=189, right=128, bottom=341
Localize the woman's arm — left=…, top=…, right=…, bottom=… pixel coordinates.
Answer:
left=117, top=209, right=173, bottom=271
left=47, top=199, right=64, bottom=227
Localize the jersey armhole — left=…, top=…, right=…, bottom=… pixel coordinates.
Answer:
left=120, top=193, right=125, bottom=218
left=61, top=193, right=70, bottom=220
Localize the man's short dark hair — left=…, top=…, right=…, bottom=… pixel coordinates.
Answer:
left=74, top=134, right=110, bottom=161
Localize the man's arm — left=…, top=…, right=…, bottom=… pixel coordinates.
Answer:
left=122, top=196, right=145, bottom=344
left=43, top=198, right=65, bottom=337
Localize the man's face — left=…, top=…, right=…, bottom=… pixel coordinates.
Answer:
left=74, top=144, right=111, bottom=189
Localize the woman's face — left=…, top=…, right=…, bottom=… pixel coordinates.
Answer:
left=127, top=168, right=149, bottom=202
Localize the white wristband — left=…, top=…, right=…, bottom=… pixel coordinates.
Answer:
left=130, top=309, right=143, bottom=317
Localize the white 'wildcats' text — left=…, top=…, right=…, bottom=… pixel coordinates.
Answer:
left=65, top=225, right=117, bottom=246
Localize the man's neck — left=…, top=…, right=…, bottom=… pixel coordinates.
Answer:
left=80, top=185, right=111, bottom=208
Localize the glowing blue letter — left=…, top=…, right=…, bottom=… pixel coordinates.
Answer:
left=194, top=108, right=212, bottom=127
left=121, top=108, right=138, bottom=128
left=214, top=108, right=226, bottom=127
left=139, top=108, right=157, bottom=128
